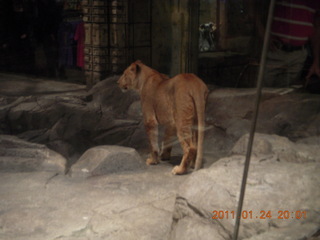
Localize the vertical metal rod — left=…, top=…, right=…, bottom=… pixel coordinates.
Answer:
left=89, top=0, right=94, bottom=86
left=107, top=1, right=111, bottom=74
left=216, top=0, right=220, bottom=46
left=232, top=0, right=275, bottom=239
left=150, top=0, right=153, bottom=66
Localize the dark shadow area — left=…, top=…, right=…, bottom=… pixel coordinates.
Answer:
left=166, top=155, right=183, bottom=166
left=0, top=0, right=85, bottom=83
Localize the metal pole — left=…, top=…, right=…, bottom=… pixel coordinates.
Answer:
left=232, top=0, right=275, bottom=239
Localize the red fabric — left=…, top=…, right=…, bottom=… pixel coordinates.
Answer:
left=74, top=21, right=85, bottom=68
left=271, top=0, right=320, bottom=46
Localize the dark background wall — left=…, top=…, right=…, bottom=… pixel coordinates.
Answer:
left=0, top=0, right=265, bottom=87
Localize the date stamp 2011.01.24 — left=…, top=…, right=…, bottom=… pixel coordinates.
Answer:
left=211, top=210, right=307, bottom=220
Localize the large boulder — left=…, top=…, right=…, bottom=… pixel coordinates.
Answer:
left=86, top=76, right=140, bottom=117
left=0, top=77, right=145, bottom=161
left=203, top=89, right=320, bottom=166
left=232, top=133, right=320, bottom=163
left=0, top=135, right=66, bottom=173
left=206, top=88, right=320, bottom=142
left=69, top=145, right=145, bottom=178
left=169, top=136, right=320, bottom=240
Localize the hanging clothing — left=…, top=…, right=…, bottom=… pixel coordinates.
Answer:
left=58, top=20, right=79, bottom=67
left=74, top=21, right=85, bottom=68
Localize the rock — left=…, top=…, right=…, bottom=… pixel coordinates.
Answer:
left=0, top=163, right=185, bottom=240
left=1, top=78, right=146, bottom=160
left=0, top=74, right=87, bottom=97
left=169, top=216, right=229, bottom=240
left=243, top=223, right=320, bottom=240
left=47, top=140, right=75, bottom=160
left=0, top=135, right=66, bottom=173
left=202, top=126, right=235, bottom=167
left=232, top=133, right=320, bottom=163
left=87, top=76, right=140, bottom=117
left=257, top=93, right=320, bottom=139
left=169, top=154, right=320, bottom=240
left=92, top=119, right=140, bottom=146
left=296, top=136, right=320, bottom=146
left=226, top=119, right=251, bottom=138
left=2, top=75, right=320, bottom=240
left=127, top=100, right=143, bottom=119
left=69, top=145, right=145, bottom=178
left=7, top=97, right=65, bottom=134
left=128, top=122, right=149, bottom=150
left=205, top=88, right=276, bottom=136
left=206, top=89, right=320, bottom=151
left=2, top=78, right=320, bottom=174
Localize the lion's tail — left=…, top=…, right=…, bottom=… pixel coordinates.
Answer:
left=194, top=85, right=209, bottom=170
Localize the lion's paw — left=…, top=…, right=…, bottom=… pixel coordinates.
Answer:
left=146, top=158, right=159, bottom=165
left=172, top=165, right=187, bottom=175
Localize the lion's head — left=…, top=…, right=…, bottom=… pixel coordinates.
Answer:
left=117, top=61, right=142, bottom=91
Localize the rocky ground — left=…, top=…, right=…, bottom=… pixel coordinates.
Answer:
left=0, top=73, right=319, bottom=240
left=0, top=161, right=186, bottom=240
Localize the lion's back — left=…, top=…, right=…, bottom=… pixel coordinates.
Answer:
left=166, top=73, right=208, bottom=97
left=152, top=73, right=208, bottom=125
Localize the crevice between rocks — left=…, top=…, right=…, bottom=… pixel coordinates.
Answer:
left=174, top=196, right=233, bottom=239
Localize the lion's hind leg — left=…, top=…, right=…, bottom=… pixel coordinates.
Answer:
left=171, top=94, right=197, bottom=175
left=172, top=137, right=196, bottom=175
left=160, top=125, right=176, bottom=161
left=172, top=123, right=196, bottom=175
left=189, top=127, right=198, bottom=169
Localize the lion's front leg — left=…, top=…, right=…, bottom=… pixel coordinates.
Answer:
left=145, top=118, right=160, bottom=165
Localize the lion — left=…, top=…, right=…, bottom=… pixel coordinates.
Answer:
left=117, top=60, right=209, bottom=175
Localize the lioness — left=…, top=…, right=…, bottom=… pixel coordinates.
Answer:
left=118, top=61, right=209, bottom=175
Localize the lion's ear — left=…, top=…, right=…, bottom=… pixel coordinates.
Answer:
left=130, top=63, right=137, bottom=72
left=130, top=63, right=141, bottom=75
left=136, top=64, right=141, bottom=74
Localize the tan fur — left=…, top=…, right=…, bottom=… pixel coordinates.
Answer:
left=118, top=61, right=209, bottom=175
